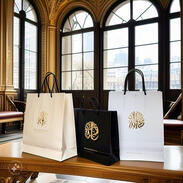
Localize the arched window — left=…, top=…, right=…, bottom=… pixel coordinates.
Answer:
left=103, top=0, right=159, bottom=90
left=13, top=0, right=39, bottom=99
left=60, top=10, right=94, bottom=90
left=169, top=0, right=181, bottom=89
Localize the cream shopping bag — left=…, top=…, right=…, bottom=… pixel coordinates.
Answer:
left=108, top=69, right=164, bottom=162
left=23, top=73, right=77, bottom=161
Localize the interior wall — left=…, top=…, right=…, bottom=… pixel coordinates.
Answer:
left=0, top=0, right=181, bottom=108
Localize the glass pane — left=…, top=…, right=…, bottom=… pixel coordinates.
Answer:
left=104, top=48, right=128, bottom=68
left=83, top=32, right=94, bottom=52
left=13, top=46, right=19, bottom=89
left=170, top=18, right=181, bottom=41
left=135, top=65, right=158, bottom=90
left=170, top=62, right=181, bottom=89
left=15, top=0, right=22, bottom=11
left=14, top=4, right=19, bottom=13
left=26, top=6, right=31, bottom=13
left=135, top=23, right=158, bottom=45
left=104, top=28, right=128, bottom=49
left=63, top=10, right=93, bottom=32
left=13, top=16, right=20, bottom=89
left=135, top=44, right=158, bottom=65
left=72, top=53, right=82, bottom=71
left=84, top=70, right=94, bottom=90
left=63, top=19, right=71, bottom=32
left=72, top=34, right=82, bottom=53
left=170, top=41, right=181, bottom=62
left=84, top=52, right=94, bottom=70
left=69, top=13, right=82, bottom=31
left=14, top=17, right=20, bottom=46
left=26, top=5, right=37, bottom=22
left=170, top=0, right=180, bottom=13
left=62, top=72, right=71, bottom=90
left=24, top=51, right=37, bottom=89
left=106, top=13, right=125, bottom=26
left=72, top=71, right=82, bottom=90
left=106, top=0, right=130, bottom=26
left=104, top=67, right=128, bottom=90
left=83, top=14, right=93, bottom=28
left=23, top=0, right=30, bottom=11
left=25, top=22, right=37, bottom=52
left=133, top=0, right=158, bottom=21
left=75, top=11, right=88, bottom=28
left=62, top=55, right=71, bottom=71
left=62, top=36, right=71, bottom=54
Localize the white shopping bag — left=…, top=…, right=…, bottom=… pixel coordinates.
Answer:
left=108, top=69, right=164, bottom=162
left=23, top=92, right=77, bottom=161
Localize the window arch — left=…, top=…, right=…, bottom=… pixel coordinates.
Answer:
left=60, top=10, right=94, bottom=90
left=13, top=0, right=40, bottom=99
left=169, top=0, right=181, bottom=89
left=103, top=0, right=159, bottom=91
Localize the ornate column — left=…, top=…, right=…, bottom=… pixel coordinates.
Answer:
left=0, top=0, right=16, bottom=111
left=43, top=24, right=57, bottom=88
left=47, top=25, right=57, bottom=75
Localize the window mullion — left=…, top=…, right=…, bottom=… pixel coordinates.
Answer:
left=82, top=33, right=84, bottom=90
left=71, top=36, right=73, bottom=90
left=128, top=22, right=135, bottom=91
left=19, top=11, right=25, bottom=100
left=130, top=0, right=133, bottom=20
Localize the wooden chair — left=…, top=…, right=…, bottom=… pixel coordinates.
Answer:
left=164, top=93, right=183, bottom=145
left=0, top=96, right=25, bottom=134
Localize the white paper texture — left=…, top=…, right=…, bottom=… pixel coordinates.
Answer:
left=23, top=93, right=77, bottom=161
left=109, top=91, right=164, bottom=162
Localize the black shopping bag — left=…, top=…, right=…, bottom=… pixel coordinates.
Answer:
left=74, top=108, right=119, bottom=165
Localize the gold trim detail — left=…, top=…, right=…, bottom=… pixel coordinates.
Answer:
left=85, top=121, right=99, bottom=141
left=128, top=111, right=144, bottom=129
left=37, top=112, right=48, bottom=127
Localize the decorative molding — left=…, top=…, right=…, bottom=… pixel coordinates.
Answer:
left=32, top=0, right=49, bottom=83
left=0, top=91, right=17, bottom=111
left=0, top=95, right=4, bottom=111
left=0, top=172, right=32, bottom=183
left=40, top=24, right=48, bottom=83
left=0, top=0, right=14, bottom=91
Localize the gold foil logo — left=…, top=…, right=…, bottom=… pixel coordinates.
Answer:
left=128, top=111, right=144, bottom=129
left=37, top=112, right=48, bottom=127
left=85, top=121, right=99, bottom=141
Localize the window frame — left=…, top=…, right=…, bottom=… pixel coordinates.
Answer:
left=167, top=0, right=181, bottom=90
left=60, top=8, right=96, bottom=92
left=13, top=0, right=41, bottom=100
left=102, top=0, right=162, bottom=91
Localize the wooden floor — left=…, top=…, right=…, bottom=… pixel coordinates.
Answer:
left=27, top=173, right=132, bottom=183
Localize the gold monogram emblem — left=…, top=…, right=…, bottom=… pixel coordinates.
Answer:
left=37, top=112, right=48, bottom=127
left=85, top=121, right=99, bottom=141
left=128, top=111, right=144, bottom=129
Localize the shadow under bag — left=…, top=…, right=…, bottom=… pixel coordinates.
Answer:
left=75, top=108, right=119, bottom=166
